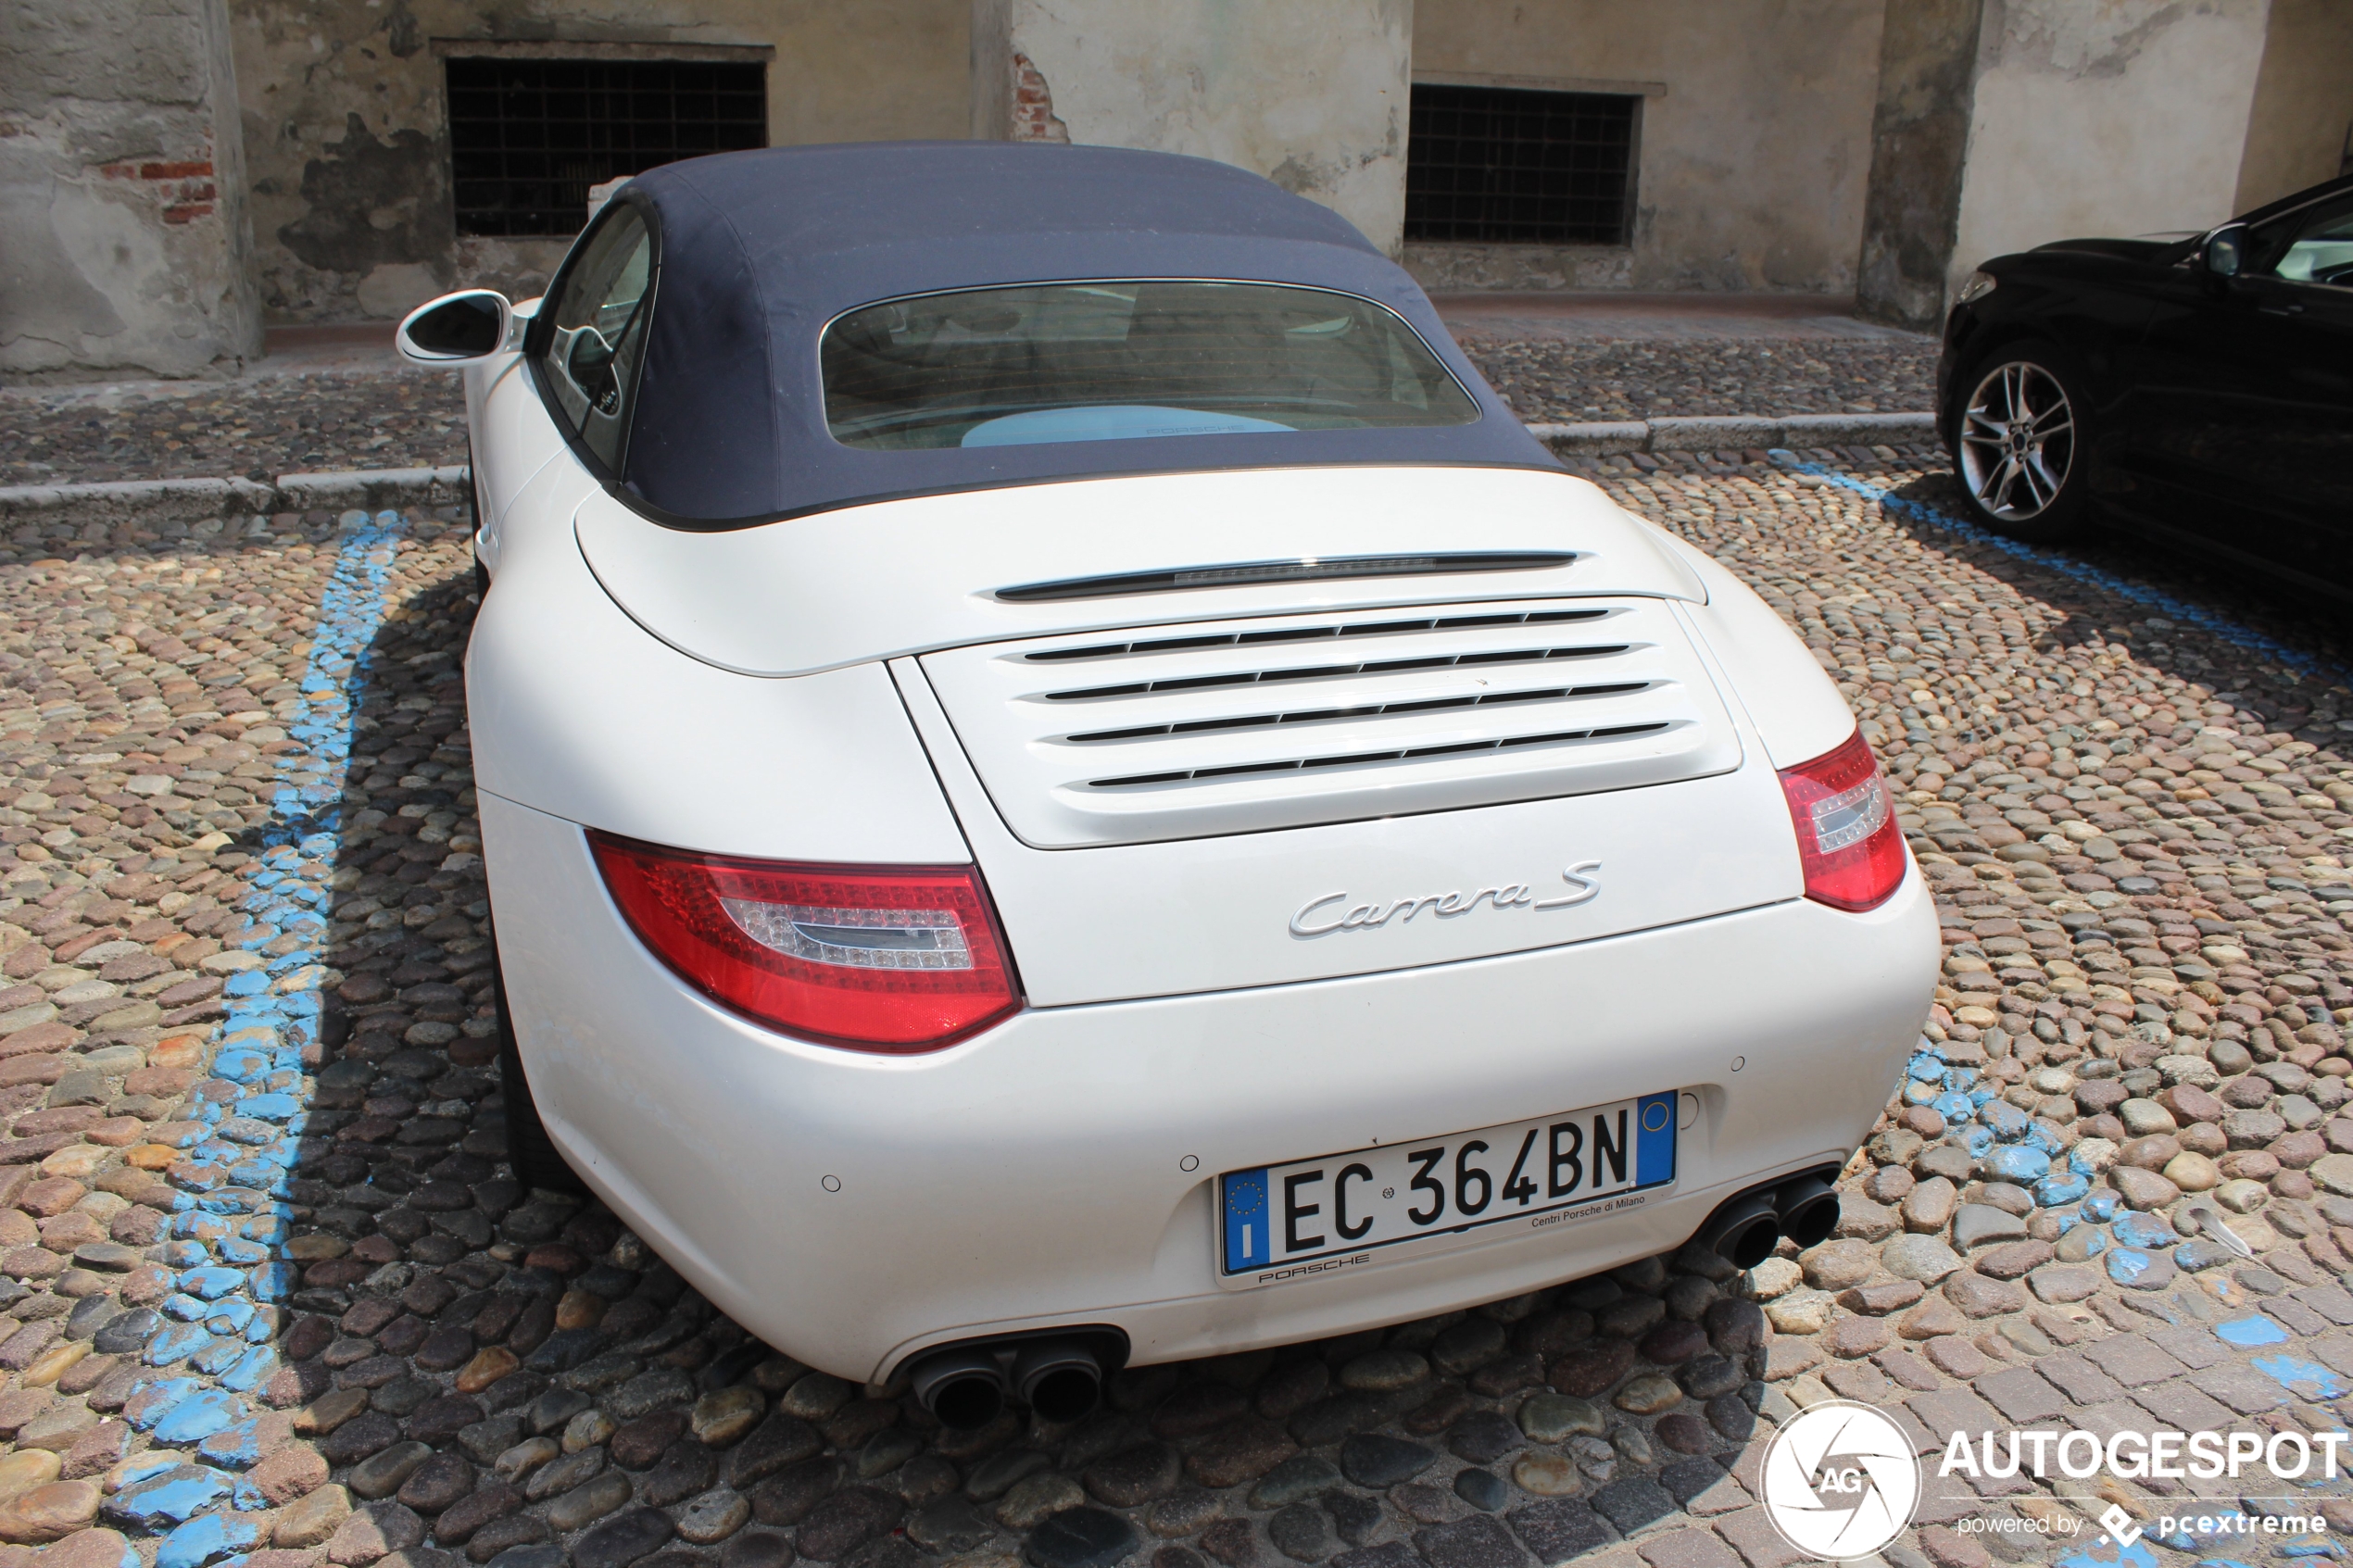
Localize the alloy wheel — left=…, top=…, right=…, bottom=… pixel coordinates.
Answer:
left=1957, top=359, right=2075, bottom=522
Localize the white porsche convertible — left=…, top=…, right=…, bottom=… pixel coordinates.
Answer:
left=397, top=142, right=1937, bottom=1428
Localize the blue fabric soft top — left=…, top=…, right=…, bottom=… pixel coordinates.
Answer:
left=610, top=142, right=1556, bottom=526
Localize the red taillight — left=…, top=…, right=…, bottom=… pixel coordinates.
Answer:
left=587, top=832, right=1022, bottom=1052
left=1777, top=728, right=1906, bottom=912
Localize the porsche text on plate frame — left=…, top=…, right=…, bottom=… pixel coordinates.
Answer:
left=1221, top=1091, right=1680, bottom=1288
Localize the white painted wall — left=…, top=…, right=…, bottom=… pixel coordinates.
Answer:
left=1948, top=0, right=2271, bottom=299
left=970, top=0, right=1414, bottom=257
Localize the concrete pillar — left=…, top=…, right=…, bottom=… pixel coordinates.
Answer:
left=1855, top=0, right=1985, bottom=332
left=1860, top=0, right=2287, bottom=331
left=0, top=0, right=261, bottom=379
left=971, top=0, right=1414, bottom=257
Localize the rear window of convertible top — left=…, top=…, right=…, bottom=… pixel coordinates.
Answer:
left=820, top=281, right=1480, bottom=451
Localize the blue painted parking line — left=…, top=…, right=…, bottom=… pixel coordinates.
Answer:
left=126, top=508, right=408, bottom=1566
left=1768, top=451, right=2348, bottom=686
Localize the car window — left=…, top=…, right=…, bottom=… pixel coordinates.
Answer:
left=821, top=281, right=1479, bottom=450
left=544, top=206, right=655, bottom=470
left=2246, top=194, right=2353, bottom=289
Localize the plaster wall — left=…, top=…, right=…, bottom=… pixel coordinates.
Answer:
left=229, top=0, right=968, bottom=324
left=1948, top=0, right=2270, bottom=300
left=0, top=0, right=262, bottom=380
left=1410, top=0, right=1887, bottom=294
left=970, top=0, right=1414, bottom=257
left=2233, top=0, right=2353, bottom=212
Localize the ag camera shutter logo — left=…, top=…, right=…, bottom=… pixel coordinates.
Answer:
left=1760, top=1400, right=1920, bottom=1560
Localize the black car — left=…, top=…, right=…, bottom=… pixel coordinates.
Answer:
left=1937, top=172, right=2353, bottom=603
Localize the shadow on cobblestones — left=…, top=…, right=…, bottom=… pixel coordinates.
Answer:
left=1868, top=470, right=2353, bottom=722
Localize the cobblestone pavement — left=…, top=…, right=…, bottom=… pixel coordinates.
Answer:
left=0, top=376, right=468, bottom=489
left=0, top=449, right=2347, bottom=1568
left=0, top=340, right=1939, bottom=490
left=1463, top=342, right=1937, bottom=425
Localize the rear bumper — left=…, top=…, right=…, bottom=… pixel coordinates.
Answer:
left=481, top=792, right=1938, bottom=1383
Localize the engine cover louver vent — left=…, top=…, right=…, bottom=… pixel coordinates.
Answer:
left=918, top=598, right=1743, bottom=847
left=1023, top=606, right=1609, bottom=661
left=1083, top=719, right=1671, bottom=789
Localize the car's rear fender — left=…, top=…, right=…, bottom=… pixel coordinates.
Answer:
left=465, top=478, right=971, bottom=865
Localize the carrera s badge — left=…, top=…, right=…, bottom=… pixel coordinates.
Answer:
left=1290, top=860, right=1602, bottom=937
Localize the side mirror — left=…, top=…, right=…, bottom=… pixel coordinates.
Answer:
left=396, top=290, right=514, bottom=363
left=2203, top=225, right=2246, bottom=279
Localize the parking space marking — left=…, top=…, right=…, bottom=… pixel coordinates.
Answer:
left=128, top=508, right=409, bottom=1553
left=1769, top=451, right=2347, bottom=685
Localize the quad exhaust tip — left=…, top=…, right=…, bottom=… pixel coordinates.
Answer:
left=906, top=1348, right=1006, bottom=1432
left=1693, top=1166, right=1843, bottom=1271
left=1774, top=1173, right=1843, bottom=1251
left=1013, top=1340, right=1103, bottom=1425
left=905, top=1328, right=1129, bottom=1431
left=1696, top=1192, right=1781, bottom=1270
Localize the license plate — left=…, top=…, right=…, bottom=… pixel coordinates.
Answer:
left=1217, top=1091, right=1680, bottom=1289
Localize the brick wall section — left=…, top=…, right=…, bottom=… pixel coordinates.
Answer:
left=96, top=156, right=220, bottom=225
left=1009, top=51, right=1070, bottom=143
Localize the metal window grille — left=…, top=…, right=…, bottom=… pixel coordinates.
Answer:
left=447, top=57, right=767, bottom=237
left=1404, top=84, right=1637, bottom=245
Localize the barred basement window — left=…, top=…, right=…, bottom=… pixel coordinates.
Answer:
left=1404, top=84, right=1637, bottom=246
left=447, top=57, right=767, bottom=237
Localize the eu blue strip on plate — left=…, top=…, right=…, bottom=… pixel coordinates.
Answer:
left=1223, top=1168, right=1269, bottom=1273
left=1635, top=1092, right=1676, bottom=1187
